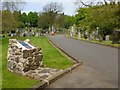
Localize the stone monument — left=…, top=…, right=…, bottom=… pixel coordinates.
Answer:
left=78, top=32, right=81, bottom=38
left=105, top=35, right=110, bottom=42
left=7, top=39, right=43, bottom=74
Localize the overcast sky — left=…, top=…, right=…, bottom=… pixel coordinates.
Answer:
left=21, top=0, right=77, bottom=16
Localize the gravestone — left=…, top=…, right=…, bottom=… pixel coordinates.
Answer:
left=99, top=35, right=103, bottom=42
left=70, top=24, right=76, bottom=37
left=78, top=32, right=81, bottom=38
left=69, top=29, right=72, bottom=37
left=71, top=26, right=74, bottom=37
left=81, top=32, right=84, bottom=38
left=90, top=34, right=93, bottom=40
left=105, top=35, right=110, bottom=42
left=35, top=33, right=39, bottom=37
left=112, top=30, right=120, bottom=44
left=89, top=33, right=93, bottom=40
left=95, top=30, right=99, bottom=40
left=84, top=30, right=88, bottom=39
left=91, top=31, right=95, bottom=40
left=85, top=30, right=88, bottom=36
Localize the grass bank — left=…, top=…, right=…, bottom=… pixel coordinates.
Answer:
left=66, top=35, right=120, bottom=48
left=2, top=36, right=73, bottom=88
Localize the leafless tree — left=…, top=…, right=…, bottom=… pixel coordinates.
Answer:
left=43, top=2, right=63, bottom=13
left=2, top=0, right=25, bottom=11
left=41, top=2, right=64, bottom=31
left=74, top=0, right=96, bottom=8
left=74, top=0, right=118, bottom=8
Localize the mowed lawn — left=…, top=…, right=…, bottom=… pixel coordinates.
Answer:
left=2, top=36, right=73, bottom=88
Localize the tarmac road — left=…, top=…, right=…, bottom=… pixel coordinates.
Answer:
left=47, top=35, right=119, bottom=88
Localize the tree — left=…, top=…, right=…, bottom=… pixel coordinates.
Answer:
left=0, top=11, right=2, bottom=34
left=75, top=0, right=118, bottom=8
left=13, top=10, right=25, bottom=28
left=64, top=15, right=75, bottom=29
left=42, top=2, right=63, bottom=30
left=13, top=11, right=22, bottom=21
left=43, top=2, right=63, bottom=13
left=98, top=21, right=114, bottom=37
left=55, top=13, right=66, bottom=29
left=28, top=12, right=38, bottom=27
left=2, top=10, right=18, bottom=34
left=91, top=4, right=118, bottom=37
left=37, top=12, right=49, bottom=29
left=75, top=8, right=87, bottom=26
left=74, top=3, right=118, bottom=40
left=21, top=12, right=28, bottom=27
left=2, top=1, right=25, bottom=34
left=2, top=1, right=25, bottom=11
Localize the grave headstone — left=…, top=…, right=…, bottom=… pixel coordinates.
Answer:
left=105, top=35, right=110, bottom=42
left=82, top=32, right=84, bottom=38
left=91, top=31, right=95, bottom=40
left=71, top=26, right=74, bottom=37
left=99, top=35, right=103, bottom=42
left=85, top=30, right=88, bottom=36
left=78, top=32, right=81, bottom=38
left=90, top=34, right=93, bottom=40
left=70, top=24, right=76, bottom=37
left=112, top=30, right=120, bottom=44
left=35, top=33, right=39, bottom=37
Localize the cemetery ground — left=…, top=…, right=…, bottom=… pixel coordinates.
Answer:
left=2, top=36, right=73, bottom=88
left=66, top=35, right=120, bottom=48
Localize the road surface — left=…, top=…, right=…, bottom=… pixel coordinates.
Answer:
left=47, top=35, right=119, bottom=88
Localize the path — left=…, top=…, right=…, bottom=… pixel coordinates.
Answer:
left=47, top=35, right=118, bottom=88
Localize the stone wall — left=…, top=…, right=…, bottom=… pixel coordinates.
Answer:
left=7, top=39, right=43, bottom=75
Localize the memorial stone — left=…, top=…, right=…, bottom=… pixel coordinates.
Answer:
left=105, top=35, right=110, bottom=42
left=78, top=32, right=81, bottom=38
left=7, top=39, right=43, bottom=74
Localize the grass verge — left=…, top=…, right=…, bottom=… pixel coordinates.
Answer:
left=66, top=35, right=120, bottom=48
left=2, top=36, right=73, bottom=88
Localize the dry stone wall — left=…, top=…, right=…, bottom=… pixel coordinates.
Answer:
left=7, top=39, right=43, bottom=74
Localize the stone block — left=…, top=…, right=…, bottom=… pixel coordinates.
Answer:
left=14, top=56, right=19, bottom=63
left=23, top=50, right=29, bottom=58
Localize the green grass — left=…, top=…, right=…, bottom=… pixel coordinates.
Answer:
left=2, top=37, right=39, bottom=88
left=30, top=37, right=73, bottom=69
left=2, top=36, right=73, bottom=88
left=66, top=35, right=120, bottom=48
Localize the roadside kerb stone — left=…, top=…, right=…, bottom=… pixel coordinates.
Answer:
left=30, top=37, right=82, bottom=90
left=47, top=63, right=81, bottom=85
left=30, top=63, right=81, bottom=90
